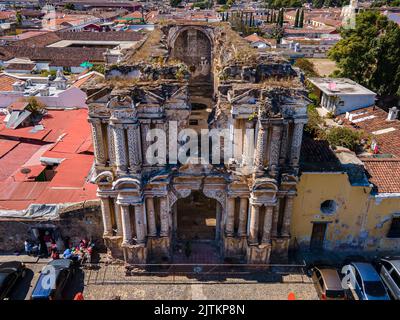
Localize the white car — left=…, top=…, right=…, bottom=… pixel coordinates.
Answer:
left=377, top=258, right=400, bottom=300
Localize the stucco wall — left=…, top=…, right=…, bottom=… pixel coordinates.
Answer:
left=291, top=172, right=400, bottom=253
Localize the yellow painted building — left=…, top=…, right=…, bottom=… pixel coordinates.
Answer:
left=292, top=137, right=400, bottom=254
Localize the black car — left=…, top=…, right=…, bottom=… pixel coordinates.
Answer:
left=0, top=261, right=26, bottom=300
left=31, top=259, right=73, bottom=300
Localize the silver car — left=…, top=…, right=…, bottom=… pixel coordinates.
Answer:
left=378, top=258, right=400, bottom=300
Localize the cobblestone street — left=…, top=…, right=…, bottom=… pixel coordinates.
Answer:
left=82, top=277, right=319, bottom=300
left=0, top=254, right=318, bottom=300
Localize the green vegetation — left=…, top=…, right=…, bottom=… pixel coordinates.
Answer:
left=304, top=104, right=325, bottom=138
left=293, top=8, right=304, bottom=28
left=16, top=11, right=22, bottom=26
left=266, top=25, right=284, bottom=42
left=25, top=97, right=46, bottom=115
left=170, top=0, right=182, bottom=7
left=90, top=64, right=105, bottom=75
left=371, top=0, right=400, bottom=7
left=40, top=70, right=57, bottom=77
left=298, top=8, right=304, bottom=27
left=294, top=58, right=318, bottom=77
left=277, top=8, right=284, bottom=27
left=328, top=11, right=400, bottom=103
left=192, top=0, right=213, bottom=9
left=64, top=3, right=75, bottom=10
left=325, top=127, right=362, bottom=151
left=263, top=0, right=302, bottom=9
left=228, top=11, right=261, bottom=36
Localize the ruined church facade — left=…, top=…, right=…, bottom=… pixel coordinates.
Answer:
left=86, top=23, right=309, bottom=264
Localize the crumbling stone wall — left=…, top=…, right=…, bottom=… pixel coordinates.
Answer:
left=0, top=202, right=104, bottom=252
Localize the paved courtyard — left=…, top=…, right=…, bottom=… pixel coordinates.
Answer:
left=0, top=254, right=318, bottom=300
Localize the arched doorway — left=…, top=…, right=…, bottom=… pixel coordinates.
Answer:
left=173, top=190, right=222, bottom=263
left=176, top=191, right=216, bottom=240
left=171, top=28, right=212, bottom=84
left=170, top=28, right=213, bottom=100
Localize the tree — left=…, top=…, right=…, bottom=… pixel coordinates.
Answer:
left=298, top=9, right=304, bottom=28
left=170, top=0, right=182, bottom=7
left=294, top=9, right=300, bottom=28
left=16, top=11, right=22, bottom=26
left=277, top=8, right=284, bottom=27
left=294, top=58, right=318, bottom=77
left=325, top=127, right=362, bottom=152
left=64, top=3, right=75, bottom=10
left=268, top=25, right=284, bottom=43
left=328, top=11, right=400, bottom=102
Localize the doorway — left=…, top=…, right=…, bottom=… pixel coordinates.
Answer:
left=176, top=191, right=217, bottom=241
left=173, top=191, right=221, bottom=263
left=310, top=222, right=327, bottom=250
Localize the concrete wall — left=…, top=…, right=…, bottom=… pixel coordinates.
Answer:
left=291, top=172, right=400, bottom=253
left=321, top=93, right=375, bottom=115
left=0, top=87, right=87, bottom=109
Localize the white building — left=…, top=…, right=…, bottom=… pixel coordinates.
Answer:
left=308, top=77, right=376, bottom=115
left=0, top=71, right=101, bottom=109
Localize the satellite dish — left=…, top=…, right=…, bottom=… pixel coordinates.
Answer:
left=20, top=168, right=32, bottom=175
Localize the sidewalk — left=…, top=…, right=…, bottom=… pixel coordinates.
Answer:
left=0, top=253, right=51, bottom=264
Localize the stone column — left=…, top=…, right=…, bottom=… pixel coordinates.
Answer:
left=100, top=197, right=113, bottom=236
left=159, top=197, right=169, bottom=237
left=225, top=197, right=235, bottom=236
left=254, top=123, right=267, bottom=174
left=134, top=204, right=146, bottom=244
left=269, top=125, right=282, bottom=175
left=141, top=121, right=151, bottom=166
left=262, top=206, right=274, bottom=244
left=248, top=204, right=260, bottom=244
left=127, top=124, right=142, bottom=173
left=89, top=119, right=106, bottom=166
left=216, top=203, right=222, bottom=241
left=238, top=197, right=248, bottom=236
left=112, top=124, right=128, bottom=174
left=146, top=197, right=157, bottom=236
left=107, top=125, right=116, bottom=166
left=114, top=201, right=123, bottom=236
left=290, top=121, right=305, bottom=167
left=281, top=195, right=295, bottom=237
left=242, top=120, right=255, bottom=167
left=120, top=204, right=132, bottom=245
left=279, top=123, right=289, bottom=166
left=271, top=198, right=281, bottom=238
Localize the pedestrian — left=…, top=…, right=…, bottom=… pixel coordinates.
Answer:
left=24, top=240, right=32, bottom=256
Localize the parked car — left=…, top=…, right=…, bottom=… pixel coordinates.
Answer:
left=31, top=259, right=73, bottom=300
left=375, top=258, right=400, bottom=300
left=342, top=262, right=390, bottom=300
left=311, top=267, right=346, bottom=300
left=0, top=261, right=26, bottom=300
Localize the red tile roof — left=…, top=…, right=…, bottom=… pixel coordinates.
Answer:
left=339, top=106, right=400, bottom=158
left=0, top=74, right=19, bottom=92
left=362, top=159, right=400, bottom=194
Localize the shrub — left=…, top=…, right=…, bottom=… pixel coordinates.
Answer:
left=304, top=105, right=324, bottom=138
left=325, top=127, right=362, bottom=151
left=294, top=58, right=318, bottom=77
